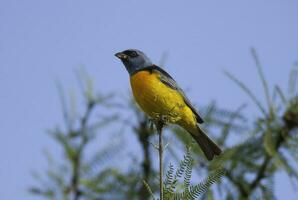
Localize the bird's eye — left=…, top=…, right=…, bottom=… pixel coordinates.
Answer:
left=130, top=51, right=138, bottom=57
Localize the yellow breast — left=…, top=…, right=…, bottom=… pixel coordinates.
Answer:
left=130, top=70, right=196, bottom=128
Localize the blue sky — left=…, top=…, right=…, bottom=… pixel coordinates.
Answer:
left=1, top=0, right=298, bottom=199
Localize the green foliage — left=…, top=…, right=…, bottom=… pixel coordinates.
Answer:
left=29, top=71, right=123, bottom=200
left=29, top=51, right=298, bottom=200
left=143, top=180, right=156, bottom=200
left=144, top=147, right=225, bottom=200
left=168, top=49, right=298, bottom=199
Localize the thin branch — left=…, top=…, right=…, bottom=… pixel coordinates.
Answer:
left=251, top=48, right=273, bottom=115
left=135, top=114, right=154, bottom=200
left=71, top=101, right=95, bottom=200
left=246, top=120, right=292, bottom=198
left=156, top=120, right=165, bottom=200
left=225, top=171, right=249, bottom=197
left=224, top=70, right=267, bottom=116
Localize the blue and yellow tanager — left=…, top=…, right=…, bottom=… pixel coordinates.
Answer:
left=115, top=49, right=221, bottom=160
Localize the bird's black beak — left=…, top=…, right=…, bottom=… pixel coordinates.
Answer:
left=115, top=52, right=128, bottom=60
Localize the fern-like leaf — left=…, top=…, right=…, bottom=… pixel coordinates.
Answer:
left=143, top=180, right=156, bottom=200
left=164, top=163, right=174, bottom=192
left=189, top=169, right=226, bottom=199
left=184, top=156, right=193, bottom=189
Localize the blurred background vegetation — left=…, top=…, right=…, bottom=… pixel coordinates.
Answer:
left=28, top=50, right=298, bottom=200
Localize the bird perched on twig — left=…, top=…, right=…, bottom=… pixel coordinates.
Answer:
left=115, top=49, right=221, bottom=160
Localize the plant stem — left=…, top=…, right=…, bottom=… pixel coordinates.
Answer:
left=156, top=120, right=164, bottom=200
left=136, top=115, right=153, bottom=200
left=72, top=101, right=95, bottom=200
left=241, top=116, right=294, bottom=198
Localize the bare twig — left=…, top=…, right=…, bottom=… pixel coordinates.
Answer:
left=155, top=120, right=164, bottom=200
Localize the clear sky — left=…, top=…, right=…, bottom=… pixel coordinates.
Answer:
left=1, top=0, right=298, bottom=199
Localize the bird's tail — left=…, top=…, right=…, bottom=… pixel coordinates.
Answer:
left=190, top=126, right=222, bottom=161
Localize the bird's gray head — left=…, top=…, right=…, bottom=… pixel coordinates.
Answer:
left=115, top=49, right=153, bottom=75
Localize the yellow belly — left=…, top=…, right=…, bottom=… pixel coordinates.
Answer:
left=130, top=70, right=197, bottom=129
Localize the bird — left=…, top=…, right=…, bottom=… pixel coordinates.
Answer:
left=115, top=49, right=221, bottom=160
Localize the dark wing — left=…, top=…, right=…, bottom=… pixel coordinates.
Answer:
left=148, top=65, right=204, bottom=124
